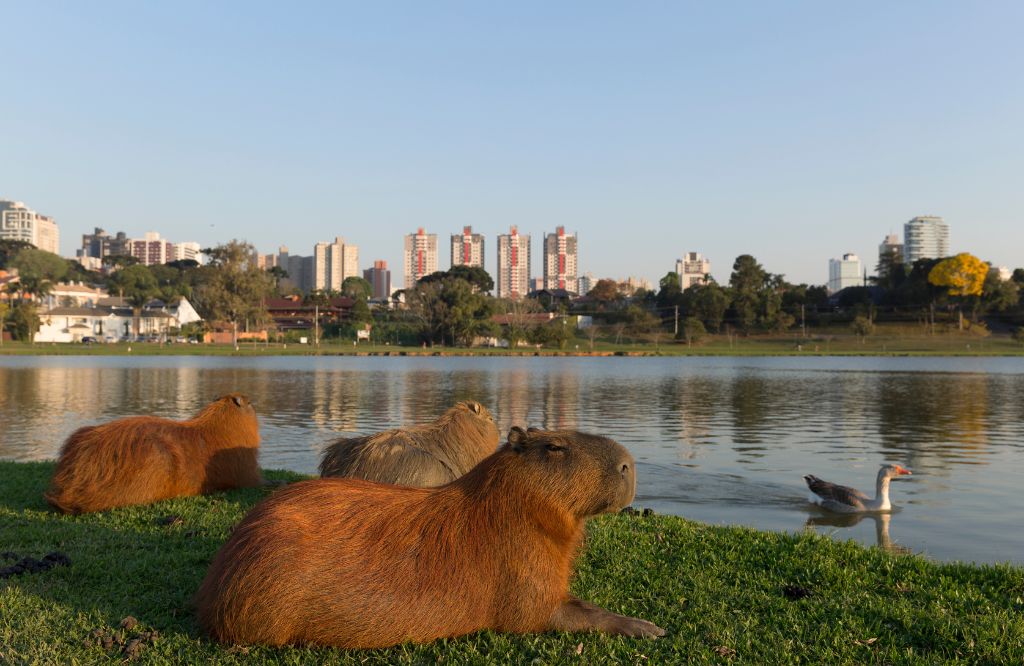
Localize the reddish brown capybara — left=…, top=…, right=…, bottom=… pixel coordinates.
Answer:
left=45, top=393, right=264, bottom=514
left=194, top=426, right=665, bottom=648
left=317, top=400, right=499, bottom=487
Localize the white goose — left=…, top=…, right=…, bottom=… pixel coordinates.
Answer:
left=803, top=464, right=911, bottom=513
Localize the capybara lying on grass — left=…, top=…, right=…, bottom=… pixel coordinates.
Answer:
left=45, top=393, right=264, bottom=514
left=195, top=426, right=664, bottom=647
left=318, top=400, right=499, bottom=487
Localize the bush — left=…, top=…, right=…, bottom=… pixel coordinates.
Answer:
left=679, top=317, right=706, bottom=345
left=851, top=315, right=873, bottom=341
left=1013, top=327, right=1024, bottom=346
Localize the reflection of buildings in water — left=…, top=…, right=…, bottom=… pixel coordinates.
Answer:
left=538, top=368, right=579, bottom=430
left=493, top=368, right=533, bottom=435
left=658, top=376, right=718, bottom=461
left=308, top=369, right=365, bottom=431
left=805, top=511, right=911, bottom=555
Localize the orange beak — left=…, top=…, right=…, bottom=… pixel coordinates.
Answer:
left=895, top=466, right=912, bottom=475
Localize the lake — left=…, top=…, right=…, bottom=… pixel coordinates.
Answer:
left=2, top=355, right=1022, bottom=564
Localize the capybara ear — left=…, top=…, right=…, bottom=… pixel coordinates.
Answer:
left=527, top=427, right=542, bottom=433
left=232, top=395, right=244, bottom=407
left=469, top=401, right=482, bottom=414
left=508, top=426, right=530, bottom=451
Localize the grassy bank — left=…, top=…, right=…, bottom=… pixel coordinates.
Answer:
left=2, top=462, right=1022, bottom=663
left=2, top=330, right=1024, bottom=358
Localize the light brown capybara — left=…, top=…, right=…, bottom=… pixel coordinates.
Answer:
left=45, top=393, right=264, bottom=514
left=317, top=400, right=499, bottom=487
left=194, top=426, right=665, bottom=648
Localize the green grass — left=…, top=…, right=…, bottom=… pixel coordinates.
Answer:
left=3, top=463, right=1024, bottom=663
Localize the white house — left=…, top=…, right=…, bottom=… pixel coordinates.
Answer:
left=35, top=297, right=202, bottom=343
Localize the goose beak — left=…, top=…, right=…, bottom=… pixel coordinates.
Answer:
left=895, top=466, right=912, bottom=476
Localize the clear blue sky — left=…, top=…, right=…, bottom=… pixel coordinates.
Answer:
left=3, top=1, right=1022, bottom=287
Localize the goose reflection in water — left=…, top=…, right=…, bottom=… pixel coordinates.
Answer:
left=805, top=511, right=912, bottom=555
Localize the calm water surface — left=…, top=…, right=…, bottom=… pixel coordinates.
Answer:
left=2, top=355, right=1022, bottom=564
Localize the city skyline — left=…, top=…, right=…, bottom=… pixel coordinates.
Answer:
left=3, top=3, right=1023, bottom=285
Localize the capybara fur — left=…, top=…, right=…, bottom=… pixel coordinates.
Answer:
left=45, top=394, right=263, bottom=514
left=317, top=400, right=499, bottom=487
left=195, top=426, right=665, bottom=647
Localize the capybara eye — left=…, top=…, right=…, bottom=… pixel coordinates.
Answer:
left=545, top=443, right=563, bottom=452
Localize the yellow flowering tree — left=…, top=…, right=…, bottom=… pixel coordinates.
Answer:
left=927, top=253, right=988, bottom=329
left=927, top=253, right=988, bottom=297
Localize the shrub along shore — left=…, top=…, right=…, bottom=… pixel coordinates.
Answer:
left=2, top=461, right=1022, bottom=663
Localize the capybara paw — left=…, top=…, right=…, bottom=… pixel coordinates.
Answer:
left=612, top=616, right=666, bottom=638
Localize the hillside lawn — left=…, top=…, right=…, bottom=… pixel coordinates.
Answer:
left=2, top=461, right=1023, bottom=663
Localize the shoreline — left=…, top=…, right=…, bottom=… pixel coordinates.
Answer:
left=2, top=461, right=1022, bottom=663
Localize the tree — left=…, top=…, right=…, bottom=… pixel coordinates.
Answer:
left=929, top=253, right=989, bottom=329
left=419, top=266, right=494, bottom=293
left=0, top=240, right=36, bottom=269
left=587, top=279, right=622, bottom=309
left=102, top=254, right=140, bottom=270
left=9, top=248, right=68, bottom=300
left=729, top=255, right=768, bottom=333
left=680, top=316, right=706, bottom=346
left=928, top=253, right=987, bottom=298
left=1013, top=268, right=1024, bottom=286
left=0, top=300, right=8, bottom=346
left=656, top=272, right=684, bottom=310
left=1013, top=327, right=1024, bottom=346
left=194, top=240, right=274, bottom=347
left=682, top=283, right=730, bottom=333
left=496, top=297, right=543, bottom=348
left=341, top=276, right=373, bottom=300
left=981, top=269, right=1020, bottom=315
left=874, top=251, right=908, bottom=291
left=10, top=301, right=40, bottom=343
left=851, top=315, right=874, bottom=342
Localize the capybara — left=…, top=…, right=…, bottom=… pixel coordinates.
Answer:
left=45, top=393, right=264, bottom=514
left=195, top=426, right=664, bottom=647
left=317, top=400, right=499, bottom=487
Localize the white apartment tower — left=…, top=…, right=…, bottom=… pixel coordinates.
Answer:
left=313, top=237, right=359, bottom=291
left=903, top=216, right=949, bottom=264
left=542, top=226, right=578, bottom=291
left=496, top=225, right=531, bottom=299
left=403, top=227, right=438, bottom=288
left=450, top=226, right=485, bottom=269
left=0, top=200, right=59, bottom=254
left=675, top=252, right=711, bottom=289
left=828, top=253, right=863, bottom=293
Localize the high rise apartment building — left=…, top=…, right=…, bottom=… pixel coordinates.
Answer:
left=675, top=252, right=711, bottom=289
left=903, top=216, right=949, bottom=264
left=277, top=246, right=314, bottom=293
left=542, top=226, right=578, bottom=292
left=313, top=237, right=359, bottom=291
left=496, top=225, right=531, bottom=299
left=129, top=232, right=175, bottom=265
left=0, top=200, right=59, bottom=254
left=828, top=253, right=863, bottom=293
left=364, top=260, right=392, bottom=300
left=450, top=226, right=485, bottom=269
left=403, top=227, right=438, bottom=288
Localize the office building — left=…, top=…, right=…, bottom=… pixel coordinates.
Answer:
left=364, top=260, right=392, bottom=300
left=0, top=200, right=59, bottom=254
left=542, top=226, right=578, bottom=291
left=80, top=228, right=130, bottom=260
left=313, top=237, right=359, bottom=291
left=496, top=225, right=531, bottom=299
left=277, top=245, right=314, bottom=292
left=450, top=226, right=485, bottom=269
left=129, top=232, right=175, bottom=265
left=403, top=227, right=438, bottom=288
left=675, top=252, right=711, bottom=289
left=903, top=216, right=949, bottom=264
left=828, top=253, right=863, bottom=293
